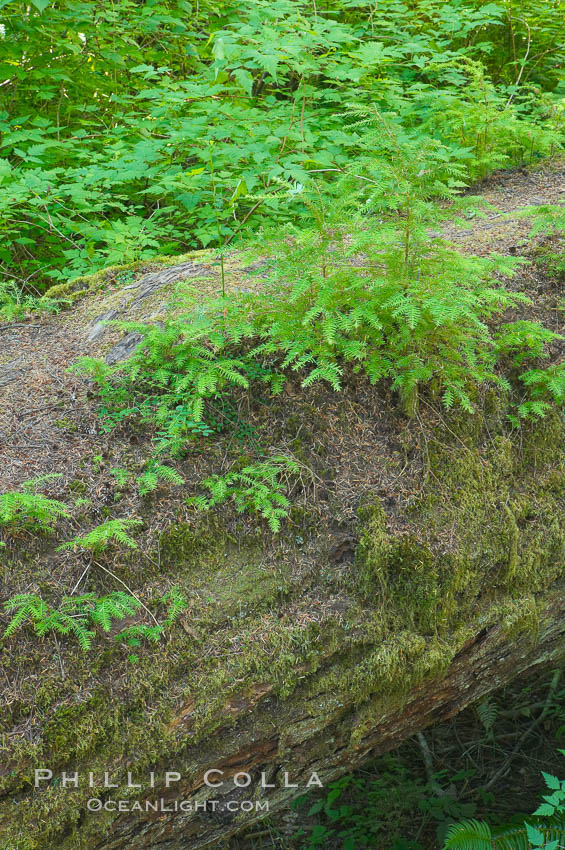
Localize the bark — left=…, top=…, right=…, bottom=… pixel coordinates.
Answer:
left=93, top=587, right=565, bottom=850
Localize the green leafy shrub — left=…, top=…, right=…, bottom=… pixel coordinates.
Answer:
left=293, top=759, right=429, bottom=850
left=416, top=59, right=562, bottom=180
left=0, top=0, right=560, bottom=292
left=67, top=82, right=564, bottom=443
left=74, top=159, right=565, bottom=439
left=444, top=759, right=565, bottom=849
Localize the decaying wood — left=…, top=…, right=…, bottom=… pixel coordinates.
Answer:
left=91, top=590, right=565, bottom=849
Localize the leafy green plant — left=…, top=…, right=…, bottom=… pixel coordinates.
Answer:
left=0, top=490, right=69, bottom=533
left=0, top=0, right=560, bottom=293
left=294, top=758, right=429, bottom=850
left=517, top=365, right=565, bottom=419
left=189, top=455, right=298, bottom=531
left=0, top=279, right=66, bottom=322
left=2, top=593, right=97, bottom=651
left=74, top=170, right=565, bottom=439
left=57, top=518, right=142, bottom=553
left=109, top=467, right=131, bottom=488
left=251, top=179, right=526, bottom=415
left=1, top=588, right=187, bottom=652
left=520, top=206, right=565, bottom=239
left=91, top=454, right=104, bottom=473
left=136, top=462, right=185, bottom=496
left=115, top=588, right=187, bottom=650
left=72, top=312, right=253, bottom=450
left=159, top=586, right=188, bottom=627
left=21, top=473, right=63, bottom=492
left=416, top=59, right=562, bottom=179
left=444, top=759, right=565, bottom=850
left=495, top=322, right=562, bottom=365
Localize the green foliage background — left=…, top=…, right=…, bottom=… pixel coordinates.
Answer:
left=0, top=0, right=563, bottom=291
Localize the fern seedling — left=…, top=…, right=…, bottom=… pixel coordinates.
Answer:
left=0, top=490, right=69, bottom=533
left=57, top=518, right=142, bottom=553
left=110, top=467, right=131, bottom=488
left=136, top=462, right=185, bottom=495
left=1, top=590, right=186, bottom=651
left=21, top=473, right=63, bottom=494
left=2, top=594, right=94, bottom=651
left=189, top=455, right=298, bottom=532
left=160, top=586, right=188, bottom=627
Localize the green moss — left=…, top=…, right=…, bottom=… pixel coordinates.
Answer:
left=355, top=409, right=565, bottom=640
left=159, top=517, right=234, bottom=568
left=520, top=409, right=565, bottom=468
left=496, top=595, right=541, bottom=641
left=41, top=248, right=213, bottom=305
left=55, top=418, right=78, bottom=432
left=355, top=504, right=448, bottom=633
left=67, top=479, right=88, bottom=494
left=42, top=264, right=133, bottom=301
left=503, top=503, right=520, bottom=581
left=42, top=692, right=114, bottom=765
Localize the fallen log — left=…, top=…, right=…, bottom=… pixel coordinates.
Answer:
left=2, top=251, right=565, bottom=850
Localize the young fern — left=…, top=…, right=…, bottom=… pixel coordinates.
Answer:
left=110, top=467, right=131, bottom=488
left=443, top=819, right=494, bottom=850
left=3, top=594, right=49, bottom=638
left=517, top=204, right=565, bottom=238
left=21, top=473, right=63, bottom=494
left=2, top=588, right=187, bottom=652
left=2, top=594, right=95, bottom=651
left=136, top=463, right=185, bottom=496
left=444, top=819, right=565, bottom=850
left=0, top=491, right=69, bottom=532
left=160, top=586, right=188, bottom=627
left=86, top=592, right=142, bottom=631
left=57, top=518, right=142, bottom=553
left=72, top=312, right=253, bottom=452
left=252, top=201, right=526, bottom=415
left=0, top=279, right=68, bottom=322
left=190, top=456, right=299, bottom=532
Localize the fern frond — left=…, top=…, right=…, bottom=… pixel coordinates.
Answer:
left=58, top=518, right=142, bottom=552
left=443, top=819, right=493, bottom=850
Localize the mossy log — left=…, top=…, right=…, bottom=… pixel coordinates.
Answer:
left=2, top=254, right=565, bottom=849
left=84, top=591, right=565, bottom=850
